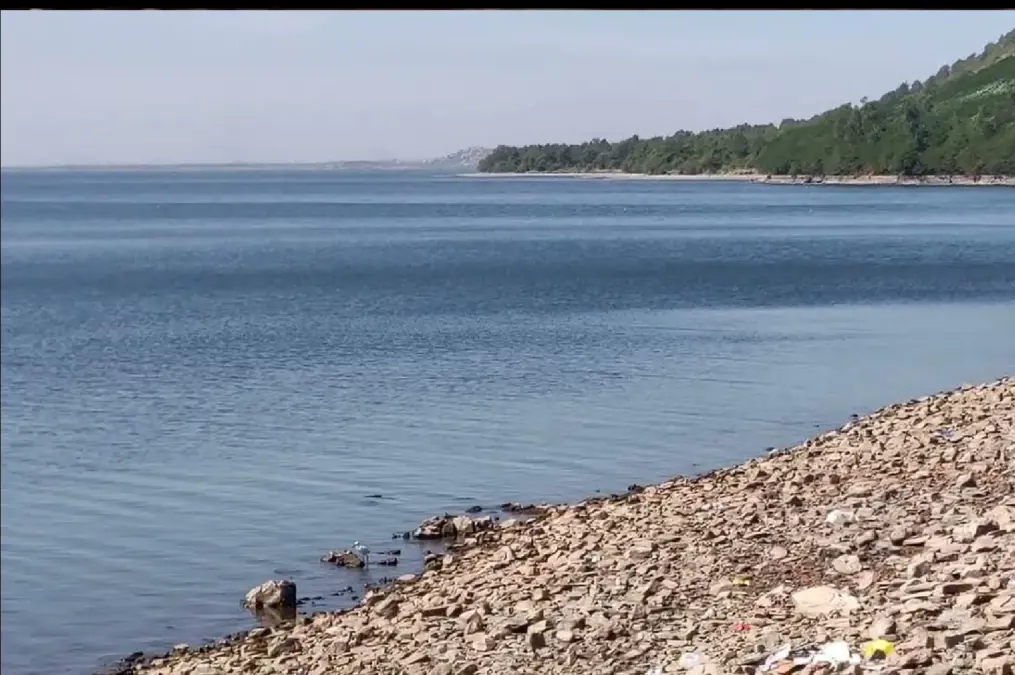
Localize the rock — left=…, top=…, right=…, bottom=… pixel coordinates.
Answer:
left=321, top=550, right=365, bottom=568
left=980, top=655, right=1013, bottom=675
left=459, top=609, right=484, bottom=635
left=889, top=527, right=910, bottom=545
left=937, top=582, right=974, bottom=596
left=953, top=519, right=995, bottom=543
left=265, top=637, right=299, bottom=658
left=868, top=615, right=896, bottom=639
left=373, top=596, right=400, bottom=618
left=832, top=554, right=862, bottom=575
left=955, top=472, right=976, bottom=488
left=526, top=627, right=547, bottom=650
left=972, top=535, right=999, bottom=552
left=471, top=634, right=496, bottom=652
left=402, top=652, right=430, bottom=666
left=791, top=586, right=861, bottom=617
left=242, top=580, right=296, bottom=611
left=709, top=580, right=734, bottom=596
left=986, top=505, right=1013, bottom=531
left=907, top=555, right=932, bottom=578
left=412, top=514, right=495, bottom=540
left=826, top=510, right=856, bottom=527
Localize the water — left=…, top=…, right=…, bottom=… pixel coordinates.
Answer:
left=1, top=170, right=1013, bottom=675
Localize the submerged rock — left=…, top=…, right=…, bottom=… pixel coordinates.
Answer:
left=320, top=550, right=365, bottom=568
left=242, top=580, right=296, bottom=612
left=411, top=513, right=495, bottom=540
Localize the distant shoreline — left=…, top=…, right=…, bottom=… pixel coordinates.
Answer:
left=462, top=171, right=1015, bottom=187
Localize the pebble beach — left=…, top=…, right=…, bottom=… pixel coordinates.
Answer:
left=121, top=377, right=1014, bottom=675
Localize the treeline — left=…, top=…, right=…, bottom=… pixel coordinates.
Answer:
left=478, top=30, right=1015, bottom=177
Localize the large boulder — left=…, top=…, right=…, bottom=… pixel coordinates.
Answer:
left=243, top=579, right=297, bottom=611
left=412, top=514, right=495, bottom=540
left=321, top=549, right=366, bottom=568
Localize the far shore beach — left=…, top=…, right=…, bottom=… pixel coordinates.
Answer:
left=462, top=171, right=1015, bottom=187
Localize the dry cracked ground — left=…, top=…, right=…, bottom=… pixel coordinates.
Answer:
left=131, top=377, right=1015, bottom=675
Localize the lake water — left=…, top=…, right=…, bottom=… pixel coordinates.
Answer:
left=1, top=170, right=1013, bottom=675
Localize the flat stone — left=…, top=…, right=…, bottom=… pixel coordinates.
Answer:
left=791, top=586, right=861, bottom=618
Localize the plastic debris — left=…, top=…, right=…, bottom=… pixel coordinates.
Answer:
left=825, top=509, right=856, bottom=525
left=758, top=641, right=862, bottom=672
left=758, top=644, right=791, bottom=672
left=733, top=621, right=751, bottom=631
left=812, top=641, right=860, bottom=666
left=677, top=652, right=705, bottom=669
left=861, top=639, right=895, bottom=660
left=732, top=575, right=751, bottom=586
left=645, top=665, right=663, bottom=675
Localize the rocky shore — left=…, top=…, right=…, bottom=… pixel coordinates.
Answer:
left=464, top=172, right=1015, bottom=187
left=125, top=378, right=1013, bottom=675
left=752, top=174, right=1015, bottom=187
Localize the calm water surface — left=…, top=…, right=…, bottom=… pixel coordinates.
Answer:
left=2, top=171, right=1014, bottom=675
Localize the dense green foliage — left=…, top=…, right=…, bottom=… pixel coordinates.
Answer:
left=478, top=31, right=1015, bottom=176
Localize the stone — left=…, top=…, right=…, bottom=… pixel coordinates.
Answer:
left=972, top=535, right=999, bottom=552
left=953, top=518, right=994, bottom=542
left=374, top=596, right=400, bottom=618
left=868, top=615, right=896, bottom=639
left=402, top=652, right=430, bottom=666
left=907, top=556, right=932, bottom=578
left=709, top=580, right=734, bottom=596
left=856, top=570, right=876, bottom=590
left=470, top=634, right=496, bottom=652
left=321, top=549, right=365, bottom=568
left=770, top=546, right=789, bottom=560
left=832, top=554, right=862, bottom=575
left=980, top=655, right=1013, bottom=675
left=791, top=586, right=861, bottom=618
left=242, top=580, right=297, bottom=611
left=937, top=582, right=974, bottom=596
left=266, top=637, right=299, bottom=658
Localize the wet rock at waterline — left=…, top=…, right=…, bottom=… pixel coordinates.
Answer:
left=320, top=550, right=365, bottom=568
left=412, top=513, right=496, bottom=540
left=241, top=579, right=296, bottom=612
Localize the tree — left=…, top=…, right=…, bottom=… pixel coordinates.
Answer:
left=476, top=35, right=1015, bottom=178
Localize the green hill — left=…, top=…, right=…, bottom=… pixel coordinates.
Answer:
left=478, top=30, right=1015, bottom=177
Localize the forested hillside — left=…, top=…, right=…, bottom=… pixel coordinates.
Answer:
left=478, top=30, right=1015, bottom=176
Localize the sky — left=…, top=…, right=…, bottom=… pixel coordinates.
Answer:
left=1, top=10, right=1013, bottom=167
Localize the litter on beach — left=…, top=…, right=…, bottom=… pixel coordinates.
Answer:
left=860, top=639, right=895, bottom=659
left=677, top=652, right=706, bottom=669
left=758, top=640, right=863, bottom=672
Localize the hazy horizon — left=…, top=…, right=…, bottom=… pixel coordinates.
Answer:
left=2, top=10, right=1013, bottom=168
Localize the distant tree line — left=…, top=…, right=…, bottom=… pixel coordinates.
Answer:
left=479, top=31, right=1015, bottom=177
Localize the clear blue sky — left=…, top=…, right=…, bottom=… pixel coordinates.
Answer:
left=1, top=10, right=1012, bottom=166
